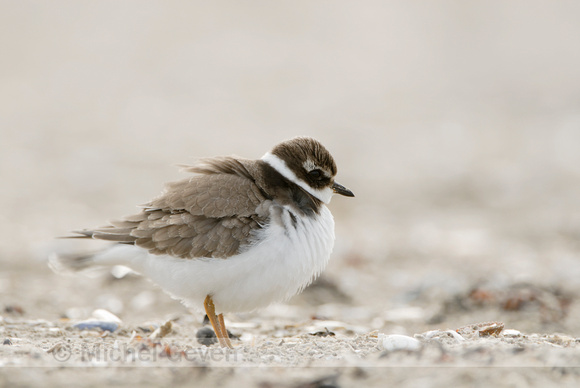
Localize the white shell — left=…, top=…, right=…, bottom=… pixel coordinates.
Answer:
left=379, top=334, right=421, bottom=352
left=503, top=329, right=522, bottom=337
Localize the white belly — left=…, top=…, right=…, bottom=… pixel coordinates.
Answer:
left=96, top=205, right=335, bottom=313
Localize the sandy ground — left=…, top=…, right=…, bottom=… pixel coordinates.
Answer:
left=2, top=1, right=580, bottom=387
left=3, top=201, right=580, bottom=387
left=2, top=260, right=580, bottom=387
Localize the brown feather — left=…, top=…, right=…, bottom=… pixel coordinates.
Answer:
left=74, top=158, right=270, bottom=259
left=69, top=138, right=339, bottom=259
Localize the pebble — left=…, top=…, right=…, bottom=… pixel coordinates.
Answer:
left=421, top=329, right=466, bottom=342
left=380, top=334, right=421, bottom=352
left=196, top=327, right=217, bottom=346
left=445, top=330, right=466, bottom=342
left=91, top=309, right=122, bottom=324
left=73, top=321, right=119, bottom=332
left=148, top=321, right=173, bottom=339
left=71, top=309, right=122, bottom=332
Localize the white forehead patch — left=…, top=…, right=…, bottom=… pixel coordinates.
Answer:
left=303, top=159, right=317, bottom=172
left=303, top=159, right=331, bottom=178
left=262, top=152, right=333, bottom=204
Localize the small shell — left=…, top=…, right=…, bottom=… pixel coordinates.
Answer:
left=148, top=321, right=173, bottom=339
left=91, top=309, right=122, bottom=324
left=455, top=321, right=504, bottom=337
left=380, top=334, right=421, bottom=352
left=73, top=320, right=119, bottom=332
left=478, top=322, right=504, bottom=337
left=503, top=329, right=522, bottom=337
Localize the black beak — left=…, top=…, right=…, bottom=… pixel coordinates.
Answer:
left=332, top=182, right=355, bottom=197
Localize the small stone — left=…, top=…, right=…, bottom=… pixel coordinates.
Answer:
left=91, top=309, right=122, bottom=324
left=195, top=326, right=237, bottom=346
left=73, top=321, right=119, bottom=332
left=196, top=327, right=217, bottom=346
left=3, top=338, right=12, bottom=345
left=380, top=334, right=421, bottom=352
left=149, top=321, right=173, bottom=339
left=309, top=327, right=335, bottom=337
left=4, top=305, right=24, bottom=315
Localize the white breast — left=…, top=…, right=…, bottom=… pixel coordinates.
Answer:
left=97, top=205, right=335, bottom=313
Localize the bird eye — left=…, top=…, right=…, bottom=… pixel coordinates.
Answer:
left=308, top=169, right=323, bottom=179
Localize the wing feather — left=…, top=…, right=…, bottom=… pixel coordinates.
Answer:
left=74, top=158, right=270, bottom=259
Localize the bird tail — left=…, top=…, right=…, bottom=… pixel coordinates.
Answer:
left=49, top=244, right=142, bottom=278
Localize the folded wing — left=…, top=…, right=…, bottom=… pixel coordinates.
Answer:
left=75, top=158, right=270, bottom=259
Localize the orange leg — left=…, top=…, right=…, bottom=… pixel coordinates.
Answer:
left=203, top=295, right=232, bottom=348
left=218, top=313, right=233, bottom=348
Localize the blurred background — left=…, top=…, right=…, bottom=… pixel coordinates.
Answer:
left=1, top=1, right=580, bottom=334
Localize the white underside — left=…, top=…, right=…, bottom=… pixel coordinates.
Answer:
left=90, top=205, right=335, bottom=314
